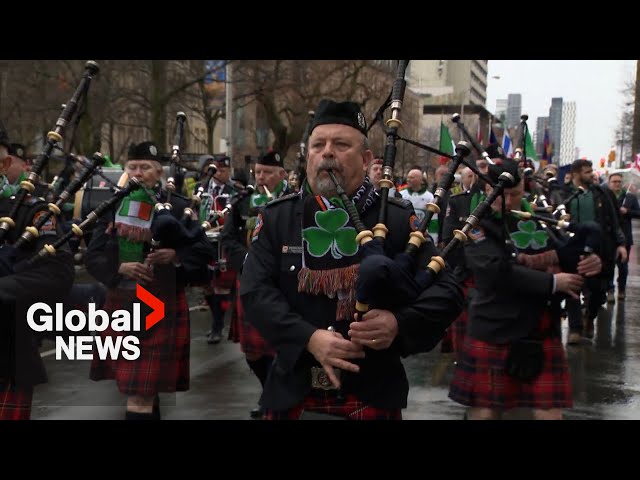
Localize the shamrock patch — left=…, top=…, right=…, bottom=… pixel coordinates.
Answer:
left=302, top=208, right=357, bottom=259
left=510, top=219, right=549, bottom=250
left=250, top=193, right=270, bottom=208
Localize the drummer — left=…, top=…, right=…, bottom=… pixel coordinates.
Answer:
left=194, top=154, right=238, bottom=344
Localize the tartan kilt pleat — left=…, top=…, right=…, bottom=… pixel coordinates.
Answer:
left=449, top=311, right=572, bottom=410
left=0, top=384, right=33, bottom=420
left=230, top=278, right=275, bottom=357
left=265, top=390, right=402, bottom=420
left=90, top=288, right=190, bottom=397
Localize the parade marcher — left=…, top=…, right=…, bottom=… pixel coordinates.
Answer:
left=433, top=147, right=504, bottom=376
left=288, top=169, right=301, bottom=194
left=401, top=168, right=438, bottom=243
left=0, top=129, right=75, bottom=420
left=221, top=149, right=288, bottom=419
left=85, top=141, right=212, bottom=420
left=366, top=156, right=383, bottom=191
left=561, top=159, right=626, bottom=343
left=607, top=172, right=640, bottom=300
left=240, top=99, right=463, bottom=420
left=195, top=154, right=238, bottom=345
left=448, top=158, right=601, bottom=420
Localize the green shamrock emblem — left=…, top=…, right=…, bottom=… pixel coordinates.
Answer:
left=510, top=219, right=549, bottom=250
left=302, top=209, right=358, bottom=259
left=251, top=194, right=269, bottom=208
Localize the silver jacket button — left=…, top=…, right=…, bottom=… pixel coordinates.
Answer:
left=289, top=265, right=295, bottom=271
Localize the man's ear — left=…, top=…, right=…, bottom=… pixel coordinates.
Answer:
left=363, top=150, right=374, bottom=171
left=1, top=156, right=12, bottom=172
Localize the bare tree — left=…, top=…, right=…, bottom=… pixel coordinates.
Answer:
left=615, top=78, right=635, bottom=167
left=231, top=60, right=410, bottom=169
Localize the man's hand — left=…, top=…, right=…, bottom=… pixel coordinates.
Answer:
left=620, top=206, right=628, bottom=215
left=118, top=262, right=154, bottom=283
left=349, top=309, right=399, bottom=350
left=554, top=272, right=584, bottom=299
left=306, top=329, right=364, bottom=389
left=576, top=254, right=602, bottom=277
left=146, top=248, right=177, bottom=266
left=617, top=245, right=628, bottom=263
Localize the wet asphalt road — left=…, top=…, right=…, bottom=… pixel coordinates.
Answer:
left=31, top=222, right=640, bottom=420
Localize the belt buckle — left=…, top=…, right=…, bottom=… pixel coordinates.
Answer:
left=311, top=366, right=339, bottom=391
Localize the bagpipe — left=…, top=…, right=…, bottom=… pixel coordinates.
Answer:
left=0, top=60, right=100, bottom=244
left=182, top=160, right=218, bottom=224
left=552, top=185, right=585, bottom=221
left=26, top=176, right=143, bottom=266
left=509, top=209, right=601, bottom=274
left=13, top=152, right=106, bottom=249
left=163, top=111, right=187, bottom=209
left=512, top=115, right=554, bottom=213
left=201, top=184, right=255, bottom=232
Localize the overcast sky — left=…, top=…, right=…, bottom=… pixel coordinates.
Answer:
left=486, top=60, right=637, bottom=161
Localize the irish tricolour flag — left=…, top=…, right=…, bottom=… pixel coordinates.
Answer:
left=119, top=200, right=152, bottom=221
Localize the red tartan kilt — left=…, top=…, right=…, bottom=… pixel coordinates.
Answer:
left=264, top=390, right=402, bottom=420
left=448, top=311, right=572, bottom=410
left=230, top=278, right=275, bottom=356
left=0, top=384, right=33, bottom=420
left=89, top=288, right=190, bottom=396
left=212, top=265, right=237, bottom=290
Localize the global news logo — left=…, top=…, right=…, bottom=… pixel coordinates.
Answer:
left=27, top=284, right=164, bottom=361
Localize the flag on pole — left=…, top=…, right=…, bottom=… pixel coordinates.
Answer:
left=489, top=128, right=498, bottom=145
left=476, top=122, right=483, bottom=146
left=634, top=153, right=640, bottom=172
left=524, top=129, right=538, bottom=162
left=541, top=127, right=552, bottom=164
left=502, top=127, right=513, bottom=157
left=439, top=121, right=455, bottom=164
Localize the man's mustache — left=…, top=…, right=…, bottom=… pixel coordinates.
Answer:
left=317, top=160, right=342, bottom=174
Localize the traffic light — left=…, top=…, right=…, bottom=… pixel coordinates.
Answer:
left=608, top=150, right=616, bottom=163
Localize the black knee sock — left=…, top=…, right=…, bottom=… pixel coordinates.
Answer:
left=125, top=411, right=156, bottom=420
left=205, top=294, right=224, bottom=333
left=246, top=355, right=274, bottom=387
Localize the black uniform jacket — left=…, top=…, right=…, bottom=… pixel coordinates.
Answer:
left=0, top=195, right=75, bottom=386
left=85, top=188, right=213, bottom=290
left=240, top=192, right=463, bottom=411
left=615, top=190, right=640, bottom=247
left=464, top=214, right=558, bottom=344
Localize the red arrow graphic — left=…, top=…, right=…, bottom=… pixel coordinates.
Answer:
left=136, top=284, right=165, bottom=330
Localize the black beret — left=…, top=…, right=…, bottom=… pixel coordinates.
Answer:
left=487, top=158, right=521, bottom=187
left=310, top=99, right=368, bottom=137
left=9, top=143, right=26, bottom=160
left=212, top=155, right=231, bottom=168
left=257, top=150, right=283, bottom=167
left=127, top=141, right=160, bottom=162
left=484, top=142, right=507, bottom=161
